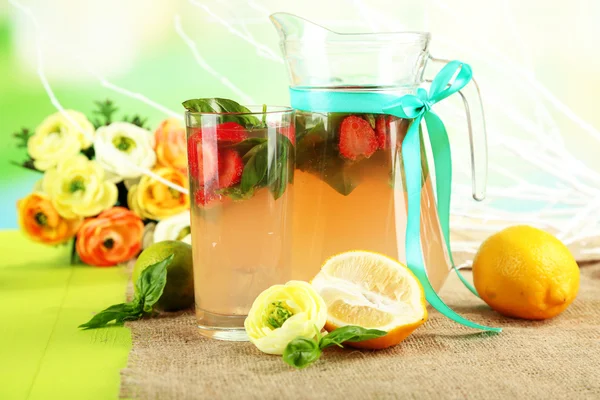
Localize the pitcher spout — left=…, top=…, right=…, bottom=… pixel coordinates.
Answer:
left=270, top=12, right=333, bottom=42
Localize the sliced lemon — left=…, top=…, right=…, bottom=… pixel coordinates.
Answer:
left=311, top=250, right=427, bottom=349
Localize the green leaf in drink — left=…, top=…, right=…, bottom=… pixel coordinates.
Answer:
left=182, top=98, right=264, bottom=128
left=362, top=113, right=376, bottom=129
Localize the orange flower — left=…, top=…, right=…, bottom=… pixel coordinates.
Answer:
left=17, top=192, right=82, bottom=245
left=154, top=118, right=188, bottom=176
left=76, top=207, right=144, bottom=267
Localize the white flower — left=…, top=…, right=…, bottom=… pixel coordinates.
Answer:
left=244, top=281, right=327, bottom=355
left=28, top=110, right=94, bottom=171
left=153, top=211, right=191, bottom=243
left=94, top=122, right=156, bottom=181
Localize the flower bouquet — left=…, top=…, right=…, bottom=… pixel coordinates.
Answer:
left=13, top=100, right=192, bottom=266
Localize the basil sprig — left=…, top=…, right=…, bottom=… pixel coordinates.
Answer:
left=217, top=134, right=294, bottom=201
left=295, top=119, right=357, bottom=196
left=78, top=255, right=174, bottom=330
left=283, top=326, right=386, bottom=369
left=182, top=98, right=264, bottom=128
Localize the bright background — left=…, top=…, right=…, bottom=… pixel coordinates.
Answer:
left=1, top=0, right=599, bottom=256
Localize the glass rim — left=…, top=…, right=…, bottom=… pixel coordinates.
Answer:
left=184, top=105, right=294, bottom=116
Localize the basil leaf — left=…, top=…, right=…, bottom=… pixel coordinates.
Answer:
left=319, top=326, right=387, bottom=349
left=282, top=337, right=322, bottom=369
left=296, top=127, right=356, bottom=196
left=241, top=145, right=269, bottom=193
left=80, top=254, right=175, bottom=330
left=135, top=254, right=174, bottom=312
left=224, top=137, right=267, bottom=158
left=363, top=113, right=376, bottom=129
left=78, top=302, right=143, bottom=330
left=182, top=98, right=263, bottom=128
left=242, top=141, right=267, bottom=163
left=268, top=134, right=294, bottom=200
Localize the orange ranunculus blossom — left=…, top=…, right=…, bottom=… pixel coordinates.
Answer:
left=18, top=192, right=82, bottom=245
left=76, top=207, right=144, bottom=267
left=154, top=118, right=188, bottom=176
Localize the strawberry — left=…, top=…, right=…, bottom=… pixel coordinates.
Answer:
left=216, top=122, right=248, bottom=142
left=375, top=115, right=388, bottom=150
left=187, top=131, right=218, bottom=186
left=194, top=188, right=216, bottom=206
left=217, top=149, right=244, bottom=188
left=278, top=123, right=296, bottom=145
left=186, top=130, right=202, bottom=178
left=338, top=115, right=378, bottom=160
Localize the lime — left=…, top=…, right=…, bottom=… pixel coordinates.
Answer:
left=133, top=240, right=194, bottom=311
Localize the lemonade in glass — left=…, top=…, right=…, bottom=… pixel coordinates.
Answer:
left=185, top=101, right=295, bottom=341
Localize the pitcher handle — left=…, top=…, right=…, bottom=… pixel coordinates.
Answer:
left=426, top=56, right=488, bottom=201
left=424, top=56, right=489, bottom=297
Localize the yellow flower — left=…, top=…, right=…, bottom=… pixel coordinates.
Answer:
left=28, top=110, right=94, bottom=170
left=128, top=167, right=189, bottom=220
left=42, top=155, right=118, bottom=219
left=244, top=281, right=327, bottom=355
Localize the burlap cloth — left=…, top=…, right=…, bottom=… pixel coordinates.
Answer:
left=120, top=264, right=600, bottom=400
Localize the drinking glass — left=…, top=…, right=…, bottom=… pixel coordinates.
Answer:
left=185, top=106, right=295, bottom=341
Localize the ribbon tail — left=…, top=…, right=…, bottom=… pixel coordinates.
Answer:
left=401, top=114, right=500, bottom=333
left=423, top=112, right=480, bottom=298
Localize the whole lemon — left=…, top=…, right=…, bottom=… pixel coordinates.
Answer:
left=133, top=240, right=194, bottom=312
left=472, top=225, right=579, bottom=320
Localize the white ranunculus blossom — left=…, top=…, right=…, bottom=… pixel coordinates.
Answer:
left=94, top=122, right=156, bottom=181
left=153, top=211, right=191, bottom=243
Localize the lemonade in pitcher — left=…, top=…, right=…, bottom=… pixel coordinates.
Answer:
left=292, top=109, right=449, bottom=289
left=271, top=13, right=488, bottom=290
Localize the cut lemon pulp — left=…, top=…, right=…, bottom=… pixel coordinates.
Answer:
left=311, top=250, right=427, bottom=349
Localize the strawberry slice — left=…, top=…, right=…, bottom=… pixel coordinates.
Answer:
left=194, top=188, right=216, bottom=206
left=338, top=115, right=378, bottom=160
left=216, top=122, right=248, bottom=142
left=187, top=130, right=218, bottom=186
left=276, top=123, right=296, bottom=145
left=186, top=130, right=202, bottom=179
left=375, top=115, right=388, bottom=150
left=217, top=149, right=244, bottom=188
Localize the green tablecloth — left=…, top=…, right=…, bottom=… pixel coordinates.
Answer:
left=0, top=230, right=131, bottom=400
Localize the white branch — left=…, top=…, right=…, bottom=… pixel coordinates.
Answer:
left=174, top=15, right=255, bottom=104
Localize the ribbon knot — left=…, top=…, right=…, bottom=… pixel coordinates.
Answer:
left=382, top=62, right=471, bottom=119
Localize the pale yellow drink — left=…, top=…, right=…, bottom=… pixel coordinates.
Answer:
left=185, top=107, right=295, bottom=341
left=291, top=112, right=451, bottom=290
left=191, top=188, right=293, bottom=318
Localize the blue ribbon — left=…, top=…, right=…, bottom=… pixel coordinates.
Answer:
left=290, top=61, right=501, bottom=333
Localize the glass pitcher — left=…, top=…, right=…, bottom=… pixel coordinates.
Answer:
left=270, top=13, right=488, bottom=292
